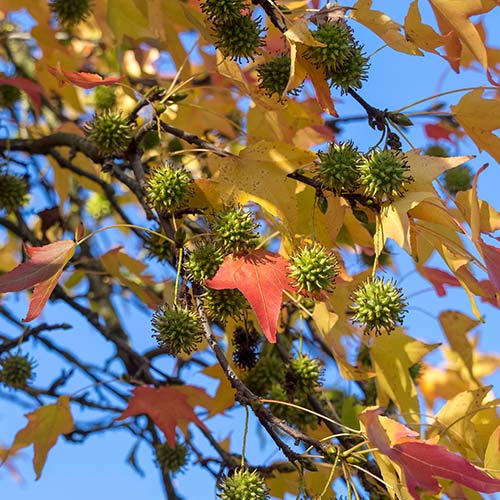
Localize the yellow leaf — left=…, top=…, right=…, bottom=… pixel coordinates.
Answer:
left=9, top=396, right=74, bottom=479
left=351, top=0, right=422, bottom=55
left=455, top=190, right=500, bottom=234
left=100, top=247, right=162, bottom=309
left=429, top=386, right=492, bottom=458
left=371, top=330, right=439, bottom=425
left=451, top=89, right=500, bottom=164
left=404, top=0, right=446, bottom=53
left=485, top=424, right=500, bottom=478
left=201, top=363, right=236, bottom=417
left=107, top=0, right=151, bottom=43
left=215, top=141, right=316, bottom=233
left=439, top=310, right=480, bottom=382
left=284, top=18, right=326, bottom=47
left=428, top=0, right=497, bottom=71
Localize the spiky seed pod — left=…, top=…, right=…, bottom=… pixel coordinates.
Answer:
left=218, top=469, right=270, bottom=500
left=0, top=173, right=29, bottom=212
left=425, top=144, right=449, bottom=157
left=443, top=165, right=473, bottom=195
left=155, top=442, right=189, bottom=475
left=184, top=241, right=225, bottom=283
left=358, top=150, right=413, bottom=202
left=328, top=43, right=369, bottom=91
left=307, top=20, right=355, bottom=75
left=85, top=192, right=112, bottom=220
left=212, top=206, right=260, bottom=253
left=144, top=163, right=193, bottom=212
left=152, top=304, right=204, bottom=355
left=243, top=355, right=284, bottom=396
left=0, top=353, right=35, bottom=389
left=268, top=384, right=319, bottom=428
left=288, top=243, right=339, bottom=294
left=85, top=112, right=132, bottom=155
left=145, top=229, right=172, bottom=263
left=287, top=355, right=323, bottom=396
left=350, top=277, right=408, bottom=335
left=201, top=0, right=248, bottom=24
left=317, top=141, right=363, bottom=193
left=409, top=362, right=423, bottom=383
left=232, top=325, right=261, bottom=370
left=94, top=85, right=117, bottom=111
left=50, top=0, right=91, bottom=26
left=0, top=84, right=22, bottom=107
left=257, top=54, right=301, bottom=100
left=212, top=15, right=266, bottom=62
left=203, top=288, right=248, bottom=322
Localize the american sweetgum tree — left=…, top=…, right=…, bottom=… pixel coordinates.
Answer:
left=1, top=1, right=500, bottom=498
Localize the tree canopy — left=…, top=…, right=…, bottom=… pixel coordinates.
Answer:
left=1, top=1, right=500, bottom=499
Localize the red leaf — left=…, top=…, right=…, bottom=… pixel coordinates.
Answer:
left=206, top=249, right=295, bottom=343
left=0, top=77, right=43, bottom=117
left=417, top=265, right=460, bottom=296
left=0, top=240, right=76, bottom=322
left=116, top=386, right=210, bottom=446
left=424, top=123, right=454, bottom=142
left=360, top=408, right=500, bottom=499
left=47, top=64, right=124, bottom=89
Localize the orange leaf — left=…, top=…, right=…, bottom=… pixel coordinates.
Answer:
left=360, top=408, right=500, bottom=499
left=0, top=240, right=76, bottom=322
left=8, top=396, right=74, bottom=480
left=47, top=63, right=124, bottom=89
left=206, top=249, right=295, bottom=343
left=116, top=386, right=210, bottom=446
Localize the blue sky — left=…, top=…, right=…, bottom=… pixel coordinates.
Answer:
left=1, top=2, right=500, bottom=499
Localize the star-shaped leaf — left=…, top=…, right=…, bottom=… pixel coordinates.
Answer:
left=7, top=396, right=74, bottom=480
left=206, top=249, right=295, bottom=343
left=116, top=386, right=211, bottom=446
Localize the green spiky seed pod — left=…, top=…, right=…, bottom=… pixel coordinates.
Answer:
left=244, top=355, right=284, bottom=396
left=350, top=277, right=408, bottom=335
left=201, top=0, right=248, bottom=24
left=212, top=15, right=266, bottom=62
left=85, top=112, right=132, bottom=155
left=409, top=362, right=423, bottom=383
left=218, top=469, right=270, bottom=500
left=94, top=85, right=117, bottom=111
left=307, top=20, right=355, bottom=75
left=203, top=288, right=248, bottom=322
left=268, top=384, right=319, bottom=428
left=0, top=173, right=29, bottom=212
left=0, top=84, right=22, bottom=107
left=145, top=163, right=193, bottom=212
left=184, top=241, right=225, bottom=283
left=85, top=192, right=112, bottom=219
left=257, top=54, right=300, bottom=100
left=50, top=0, right=91, bottom=27
left=317, top=141, right=362, bottom=193
left=145, top=229, right=172, bottom=263
left=287, top=355, right=323, bottom=396
left=141, top=130, right=161, bottom=151
left=152, top=304, right=204, bottom=355
left=358, top=150, right=413, bottom=202
left=0, top=353, right=35, bottom=389
left=425, top=144, right=449, bottom=157
left=288, top=243, right=338, bottom=294
left=212, top=206, right=260, bottom=253
left=232, top=325, right=261, bottom=370
left=155, top=442, right=189, bottom=474
left=443, top=165, right=473, bottom=195
left=329, top=43, right=369, bottom=91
